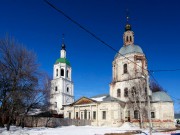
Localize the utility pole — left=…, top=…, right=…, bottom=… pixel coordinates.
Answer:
left=141, top=73, right=152, bottom=135
left=146, top=74, right=152, bottom=135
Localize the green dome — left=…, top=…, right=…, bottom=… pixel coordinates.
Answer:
left=55, top=58, right=71, bottom=66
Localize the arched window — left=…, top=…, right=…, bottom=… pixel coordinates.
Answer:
left=123, top=64, right=127, bottom=74
left=56, top=69, right=58, bottom=77
left=124, top=88, right=128, bottom=97
left=126, top=36, right=128, bottom=42
left=67, top=87, right=69, bottom=93
left=131, top=87, right=136, bottom=96
left=117, top=89, right=121, bottom=97
left=130, top=36, right=132, bottom=42
left=134, top=110, right=139, bottom=119
left=66, top=70, right=69, bottom=78
left=61, top=69, right=64, bottom=76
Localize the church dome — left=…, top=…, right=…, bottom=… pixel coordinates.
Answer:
left=55, top=58, right=71, bottom=66
left=115, top=44, right=143, bottom=58
left=152, top=91, right=173, bottom=102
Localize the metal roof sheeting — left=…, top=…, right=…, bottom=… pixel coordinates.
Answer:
left=152, top=91, right=173, bottom=102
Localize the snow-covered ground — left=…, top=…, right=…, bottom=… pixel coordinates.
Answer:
left=0, top=123, right=180, bottom=135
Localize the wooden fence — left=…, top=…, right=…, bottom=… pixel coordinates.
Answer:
left=16, top=116, right=91, bottom=128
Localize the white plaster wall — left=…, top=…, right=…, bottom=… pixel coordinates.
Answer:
left=64, top=102, right=123, bottom=127
left=110, top=78, right=147, bottom=102
left=50, top=61, right=74, bottom=114
left=151, top=102, right=174, bottom=121
left=112, top=53, right=147, bottom=82
left=53, top=63, right=72, bottom=80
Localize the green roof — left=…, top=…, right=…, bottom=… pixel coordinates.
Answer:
left=55, top=58, right=71, bottom=66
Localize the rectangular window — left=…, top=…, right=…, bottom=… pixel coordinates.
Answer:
left=56, top=69, right=58, bottom=77
left=55, top=86, right=58, bottom=91
left=76, top=112, right=78, bottom=119
left=93, top=111, right=96, bottom=120
left=102, top=111, right=106, bottom=120
left=81, top=112, right=83, bottom=119
left=84, top=110, right=87, bottom=119
left=134, top=110, right=139, bottom=119
left=54, top=102, right=57, bottom=108
left=151, top=112, right=155, bottom=118
left=88, top=112, right=90, bottom=120
left=69, top=112, right=71, bottom=119
left=66, top=70, right=69, bottom=78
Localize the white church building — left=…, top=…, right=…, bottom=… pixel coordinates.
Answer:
left=50, top=23, right=175, bottom=128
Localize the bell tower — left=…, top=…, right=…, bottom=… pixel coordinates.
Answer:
left=50, top=36, right=74, bottom=114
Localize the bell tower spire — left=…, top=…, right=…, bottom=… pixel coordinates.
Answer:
left=123, top=12, right=134, bottom=46
left=61, top=34, right=66, bottom=58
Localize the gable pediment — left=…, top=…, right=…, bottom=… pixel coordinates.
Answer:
left=73, top=97, right=97, bottom=105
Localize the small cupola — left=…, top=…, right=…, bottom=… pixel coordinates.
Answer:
left=61, top=43, right=66, bottom=51
left=60, top=34, right=66, bottom=58
left=125, top=24, right=131, bottom=31
left=123, top=15, right=134, bottom=46
left=123, top=24, right=134, bottom=46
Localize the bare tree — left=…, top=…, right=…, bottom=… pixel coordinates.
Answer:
left=0, top=37, right=44, bottom=130
left=150, top=80, right=166, bottom=92
left=127, top=78, right=148, bottom=128
left=40, top=74, right=51, bottom=111
left=18, top=74, right=52, bottom=128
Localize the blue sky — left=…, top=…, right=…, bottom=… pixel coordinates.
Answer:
left=0, top=0, right=180, bottom=112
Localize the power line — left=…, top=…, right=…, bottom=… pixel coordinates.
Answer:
left=44, top=0, right=179, bottom=100
left=150, top=69, right=180, bottom=72
left=171, top=96, right=180, bottom=101
left=43, top=0, right=150, bottom=74
left=44, top=0, right=180, bottom=76
left=149, top=71, right=159, bottom=84
left=149, top=72, right=180, bottom=101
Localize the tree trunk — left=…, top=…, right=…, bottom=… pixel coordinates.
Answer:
left=21, top=116, right=25, bottom=128
left=6, top=118, right=12, bottom=131
left=0, top=120, right=4, bottom=128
